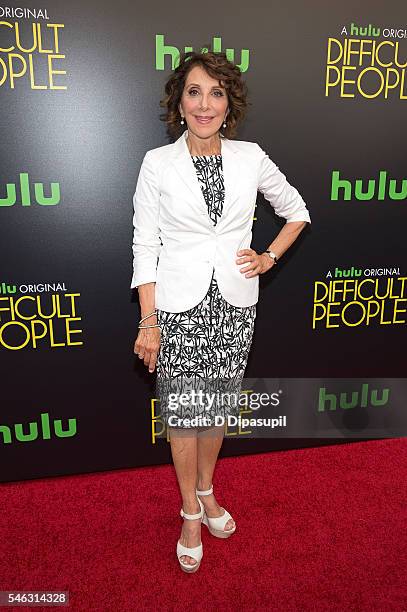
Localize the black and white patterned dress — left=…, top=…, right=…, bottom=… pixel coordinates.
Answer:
left=156, top=154, right=257, bottom=428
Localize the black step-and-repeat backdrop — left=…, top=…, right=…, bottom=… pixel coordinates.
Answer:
left=1, top=0, right=406, bottom=482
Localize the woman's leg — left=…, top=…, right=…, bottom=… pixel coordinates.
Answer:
left=169, top=426, right=201, bottom=567
left=196, top=425, right=235, bottom=531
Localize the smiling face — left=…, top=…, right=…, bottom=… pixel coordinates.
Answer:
left=178, top=64, right=229, bottom=139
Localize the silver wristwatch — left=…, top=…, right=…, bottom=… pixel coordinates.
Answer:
left=265, top=250, right=278, bottom=264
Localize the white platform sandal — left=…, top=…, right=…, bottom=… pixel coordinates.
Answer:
left=196, top=484, right=236, bottom=538
left=177, top=496, right=204, bottom=573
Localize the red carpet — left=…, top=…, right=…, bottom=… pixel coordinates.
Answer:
left=1, top=439, right=406, bottom=611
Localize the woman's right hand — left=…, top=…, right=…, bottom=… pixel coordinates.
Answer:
left=134, top=324, right=161, bottom=373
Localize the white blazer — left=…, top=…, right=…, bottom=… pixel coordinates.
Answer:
left=130, top=129, right=311, bottom=312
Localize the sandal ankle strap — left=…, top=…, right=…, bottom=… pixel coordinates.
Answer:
left=180, top=505, right=203, bottom=521
left=196, top=484, right=213, bottom=496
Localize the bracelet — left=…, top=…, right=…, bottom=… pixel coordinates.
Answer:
left=138, top=323, right=161, bottom=329
left=139, top=310, right=157, bottom=324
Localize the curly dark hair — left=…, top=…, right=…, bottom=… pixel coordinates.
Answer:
left=159, top=48, right=250, bottom=140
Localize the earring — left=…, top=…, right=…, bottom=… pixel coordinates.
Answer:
left=180, top=116, right=185, bottom=125
left=223, top=120, right=227, bottom=128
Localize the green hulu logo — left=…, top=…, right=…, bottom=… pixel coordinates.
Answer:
left=318, top=383, right=390, bottom=412
left=0, top=173, right=60, bottom=206
left=0, top=282, right=17, bottom=294
left=330, top=171, right=407, bottom=201
left=350, top=22, right=380, bottom=37
left=0, top=412, right=77, bottom=444
left=335, top=267, right=362, bottom=278
left=155, top=34, right=250, bottom=72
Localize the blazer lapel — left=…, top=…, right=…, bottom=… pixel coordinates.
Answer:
left=170, top=129, right=241, bottom=224
left=220, top=136, right=241, bottom=220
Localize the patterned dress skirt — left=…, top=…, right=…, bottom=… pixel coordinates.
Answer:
left=155, top=153, right=257, bottom=429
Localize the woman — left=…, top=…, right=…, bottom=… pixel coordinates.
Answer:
left=131, top=50, right=311, bottom=573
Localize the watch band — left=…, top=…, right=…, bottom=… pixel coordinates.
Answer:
left=265, top=250, right=278, bottom=264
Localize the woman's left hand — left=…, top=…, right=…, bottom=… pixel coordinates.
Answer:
left=236, top=249, right=275, bottom=278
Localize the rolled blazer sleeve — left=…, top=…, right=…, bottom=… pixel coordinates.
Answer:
left=130, top=150, right=161, bottom=289
left=256, top=143, right=311, bottom=224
